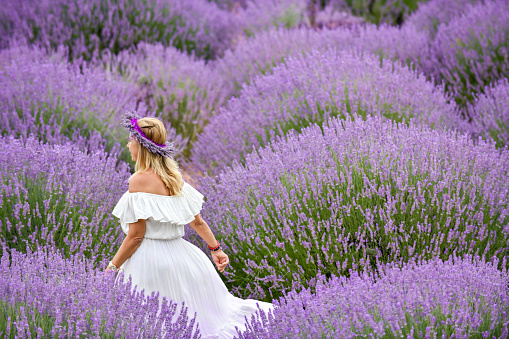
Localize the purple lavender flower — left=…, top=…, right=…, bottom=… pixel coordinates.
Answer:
left=404, top=0, right=483, bottom=37
left=236, top=256, right=509, bottom=338
left=420, top=0, right=509, bottom=108
left=469, top=78, right=509, bottom=149
left=0, top=0, right=238, bottom=61
left=0, top=135, right=131, bottom=262
left=0, top=246, right=201, bottom=338
left=0, top=45, right=193, bottom=164
left=0, top=44, right=146, bottom=160
left=310, top=3, right=365, bottom=29
left=194, top=48, right=460, bottom=175
left=214, top=24, right=428, bottom=99
left=196, top=116, right=509, bottom=301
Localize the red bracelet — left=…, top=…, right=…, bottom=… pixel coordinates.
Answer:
left=208, top=240, right=220, bottom=251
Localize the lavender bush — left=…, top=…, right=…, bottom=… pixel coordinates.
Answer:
left=237, top=0, right=308, bottom=37
left=0, top=136, right=131, bottom=263
left=0, top=45, right=188, bottom=164
left=310, top=3, right=365, bottom=29
left=236, top=256, right=509, bottom=338
left=0, top=45, right=146, bottom=163
left=0, top=246, right=200, bottom=338
left=214, top=24, right=428, bottom=99
left=194, top=49, right=459, bottom=175
left=0, top=0, right=237, bottom=61
left=197, top=116, right=509, bottom=301
left=404, top=0, right=483, bottom=37
left=470, top=78, right=509, bottom=149
left=102, top=43, right=229, bottom=156
left=420, top=0, right=509, bottom=108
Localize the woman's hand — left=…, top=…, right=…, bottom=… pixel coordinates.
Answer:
left=211, top=250, right=229, bottom=273
left=104, top=266, right=114, bottom=275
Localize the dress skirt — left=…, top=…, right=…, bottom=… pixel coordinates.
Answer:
left=116, top=237, right=275, bottom=338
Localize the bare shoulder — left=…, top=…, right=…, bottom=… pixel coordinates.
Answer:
left=128, top=172, right=153, bottom=193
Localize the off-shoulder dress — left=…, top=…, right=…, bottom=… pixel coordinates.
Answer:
left=111, top=181, right=274, bottom=338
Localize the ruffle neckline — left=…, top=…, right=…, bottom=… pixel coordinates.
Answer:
left=111, top=182, right=204, bottom=225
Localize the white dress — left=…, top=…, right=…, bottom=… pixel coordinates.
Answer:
left=111, top=181, right=274, bottom=338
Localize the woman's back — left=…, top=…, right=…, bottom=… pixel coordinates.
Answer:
left=112, top=172, right=203, bottom=240
left=129, top=169, right=180, bottom=196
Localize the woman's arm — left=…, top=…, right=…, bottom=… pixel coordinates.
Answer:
left=108, top=219, right=146, bottom=269
left=106, top=174, right=147, bottom=272
left=190, top=214, right=229, bottom=272
left=189, top=214, right=219, bottom=249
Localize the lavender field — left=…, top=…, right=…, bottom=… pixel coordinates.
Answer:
left=1, top=0, right=509, bottom=337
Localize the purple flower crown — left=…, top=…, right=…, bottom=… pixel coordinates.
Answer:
left=121, top=111, right=177, bottom=158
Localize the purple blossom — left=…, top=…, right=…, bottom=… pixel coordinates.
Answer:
left=196, top=116, right=509, bottom=301
left=236, top=256, right=509, bottom=338
left=0, top=135, right=131, bottom=262
left=0, top=44, right=146, bottom=160
left=420, top=0, right=509, bottom=108
left=469, top=78, right=509, bottom=149
left=194, top=48, right=460, bottom=175
left=0, top=246, right=201, bottom=338
left=0, top=0, right=238, bottom=61
left=404, top=0, right=483, bottom=37
left=214, top=24, right=428, bottom=99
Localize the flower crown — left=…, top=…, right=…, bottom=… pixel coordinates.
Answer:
left=121, top=111, right=177, bottom=158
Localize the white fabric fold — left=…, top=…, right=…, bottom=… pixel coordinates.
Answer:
left=111, top=181, right=204, bottom=225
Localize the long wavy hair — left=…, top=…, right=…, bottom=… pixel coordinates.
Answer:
left=133, top=117, right=183, bottom=196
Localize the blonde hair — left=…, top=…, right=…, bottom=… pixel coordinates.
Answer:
left=134, top=117, right=184, bottom=196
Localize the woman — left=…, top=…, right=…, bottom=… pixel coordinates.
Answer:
left=105, top=112, right=274, bottom=338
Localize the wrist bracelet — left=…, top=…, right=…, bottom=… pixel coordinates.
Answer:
left=108, top=261, right=118, bottom=272
left=208, top=240, right=222, bottom=251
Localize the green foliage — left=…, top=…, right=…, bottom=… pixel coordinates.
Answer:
left=151, top=78, right=211, bottom=158
left=342, top=0, right=427, bottom=26
left=273, top=4, right=304, bottom=30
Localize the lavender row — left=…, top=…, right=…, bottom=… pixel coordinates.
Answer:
left=198, top=116, right=509, bottom=301
left=213, top=23, right=428, bottom=100
left=0, top=136, right=131, bottom=263
left=0, top=246, right=200, bottom=338
left=0, top=0, right=237, bottom=61
left=0, top=44, right=142, bottom=163
left=419, top=0, right=509, bottom=108
left=236, top=256, right=509, bottom=338
left=194, top=48, right=461, bottom=175
left=0, top=44, right=187, bottom=163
